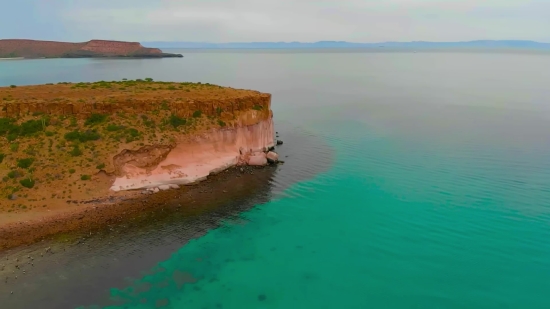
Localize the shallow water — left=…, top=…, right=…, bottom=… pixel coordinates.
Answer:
left=1, top=50, right=550, bottom=308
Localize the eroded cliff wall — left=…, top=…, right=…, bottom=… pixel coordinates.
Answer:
left=0, top=80, right=275, bottom=203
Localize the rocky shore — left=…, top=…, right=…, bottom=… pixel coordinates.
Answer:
left=0, top=163, right=281, bottom=251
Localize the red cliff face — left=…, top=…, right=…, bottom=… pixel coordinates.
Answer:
left=0, top=39, right=85, bottom=58
left=80, top=40, right=161, bottom=55
left=0, top=39, right=175, bottom=58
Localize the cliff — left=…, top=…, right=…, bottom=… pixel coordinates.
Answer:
left=0, top=80, right=276, bottom=215
left=0, top=39, right=183, bottom=58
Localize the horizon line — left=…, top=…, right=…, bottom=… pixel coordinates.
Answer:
left=141, top=39, right=550, bottom=44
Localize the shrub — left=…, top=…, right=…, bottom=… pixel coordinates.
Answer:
left=10, top=85, right=16, bottom=88
left=125, top=128, right=140, bottom=142
left=252, top=104, right=263, bottom=111
left=69, top=117, right=78, bottom=127
left=96, top=163, right=105, bottom=169
left=7, top=170, right=19, bottom=179
left=64, top=130, right=80, bottom=141
left=0, top=153, right=4, bottom=163
left=192, top=110, right=202, bottom=118
left=79, top=130, right=100, bottom=142
left=106, top=124, right=124, bottom=132
left=20, top=178, right=35, bottom=189
left=10, top=143, right=19, bottom=152
left=85, top=114, right=108, bottom=126
left=169, top=115, right=186, bottom=128
left=69, top=169, right=76, bottom=174
left=81, top=175, right=91, bottom=181
left=45, top=131, right=55, bottom=137
left=217, top=120, right=226, bottom=127
left=20, top=119, right=46, bottom=136
left=7, top=133, right=17, bottom=142
left=145, top=78, right=153, bottom=82
left=17, top=158, right=35, bottom=169
left=0, top=118, right=17, bottom=135
left=69, top=145, right=83, bottom=157
left=64, top=130, right=100, bottom=142
left=216, top=107, right=223, bottom=116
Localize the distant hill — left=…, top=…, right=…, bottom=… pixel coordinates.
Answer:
left=0, top=39, right=183, bottom=58
left=142, top=40, right=550, bottom=50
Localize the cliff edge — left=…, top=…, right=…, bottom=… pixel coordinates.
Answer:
left=0, top=39, right=183, bottom=58
left=0, top=79, right=277, bottom=220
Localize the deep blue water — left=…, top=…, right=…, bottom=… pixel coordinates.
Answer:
left=1, top=50, right=550, bottom=308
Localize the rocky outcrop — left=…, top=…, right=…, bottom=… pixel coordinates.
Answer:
left=0, top=39, right=182, bottom=58
left=110, top=116, right=276, bottom=191
left=0, top=80, right=277, bottom=200
left=113, top=145, right=173, bottom=176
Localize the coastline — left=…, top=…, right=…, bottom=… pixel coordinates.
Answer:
left=0, top=80, right=279, bottom=252
left=0, top=164, right=278, bottom=251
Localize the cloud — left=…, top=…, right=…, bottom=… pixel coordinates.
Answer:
left=2, top=0, right=549, bottom=42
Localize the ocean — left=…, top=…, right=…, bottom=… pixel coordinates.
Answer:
left=1, top=49, right=550, bottom=308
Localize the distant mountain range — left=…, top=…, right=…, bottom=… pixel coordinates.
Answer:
left=142, top=40, right=550, bottom=49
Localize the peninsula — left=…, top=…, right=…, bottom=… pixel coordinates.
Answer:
left=0, top=39, right=183, bottom=59
left=0, top=79, right=279, bottom=249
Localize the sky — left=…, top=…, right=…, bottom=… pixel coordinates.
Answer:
left=1, top=0, right=549, bottom=43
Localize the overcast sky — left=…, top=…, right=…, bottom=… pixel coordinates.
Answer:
left=2, top=0, right=549, bottom=42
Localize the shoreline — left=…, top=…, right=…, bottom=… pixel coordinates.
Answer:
left=0, top=164, right=277, bottom=252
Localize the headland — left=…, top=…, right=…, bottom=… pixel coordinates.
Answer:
left=0, top=39, right=183, bottom=59
left=0, top=79, right=280, bottom=250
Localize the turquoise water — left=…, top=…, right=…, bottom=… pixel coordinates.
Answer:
left=95, top=110, right=550, bottom=309
left=2, top=50, right=550, bottom=308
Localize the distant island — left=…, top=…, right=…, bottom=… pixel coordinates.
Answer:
left=142, top=40, right=550, bottom=50
left=0, top=39, right=183, bottom=59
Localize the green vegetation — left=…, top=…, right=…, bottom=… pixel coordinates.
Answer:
left=10, top=85, right=16, bottom=88
left=69, top=169, right=76, bottom=174
left=192, top=110, right=202, bottom=118
left=106, top=124, right=124, bottom=132
left=85, top=114, right=108, bottom=126
left=125, top=128, right=140, bottom=142
left=19, top=119, right=46, bottom=136
left=7, top=170, right=19, bottom=179
left=69, top=145, right=83, bottom=157
left=252, top=104, right=263, bottom=111
left=17, top=158, right=35, bottom=169
left=80, top=175, right=91, bottom=181
left=10, top=143, right=19, bottom=152
left=64, top=130, right=101, bottom=142
left=216, top=107, right=223, bottom=116
left=19, top=178, right=35, bottom=189
left=0, top=153, right=4, bottom=164
left=0, top=118, right=16, bottom=135
left=96, top=163, right=105, bottom=169
left=169, top=115, right=187, bottom=128
left=0, top=117, right=48, bottom=141
left=217, top=120, right=226, bottom=127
